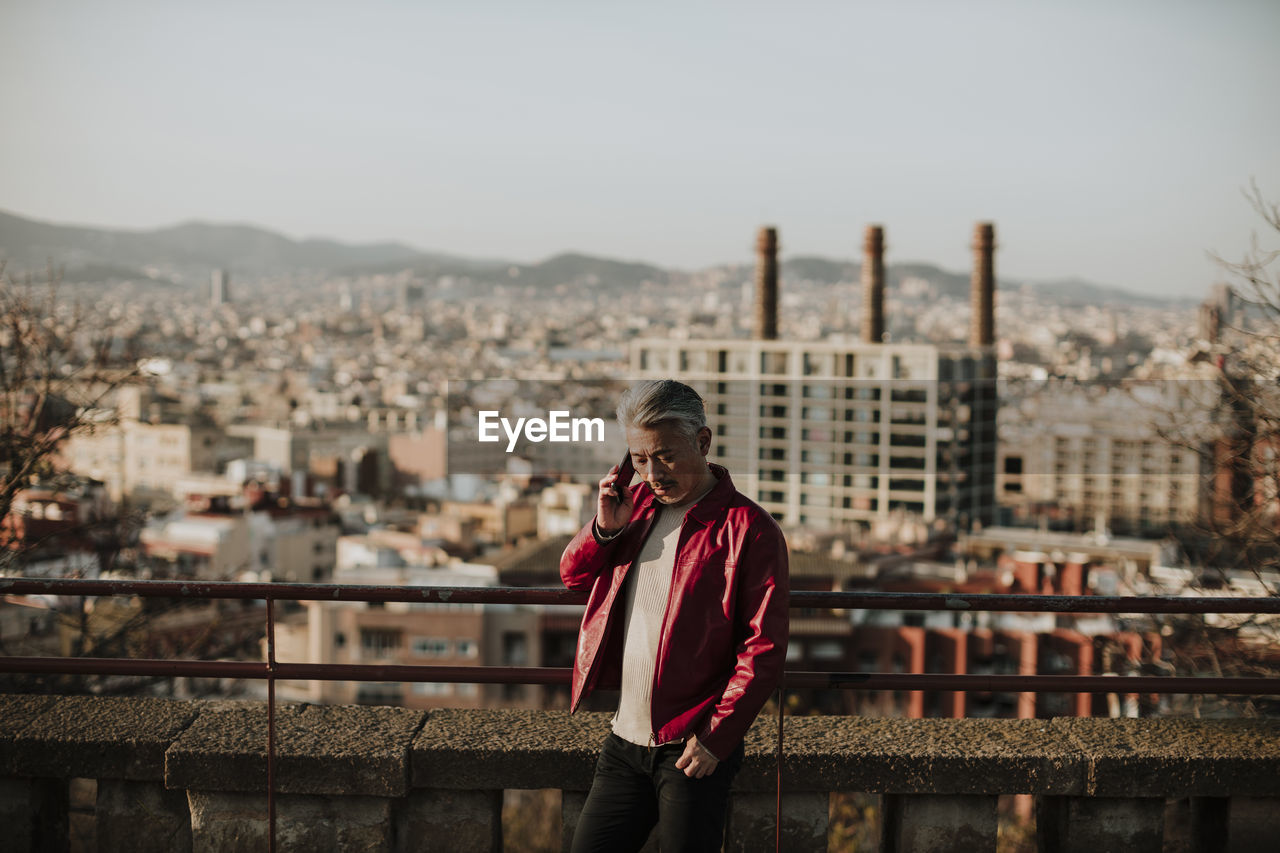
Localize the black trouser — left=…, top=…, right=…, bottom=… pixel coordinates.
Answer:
left=570, top=732, right=744, bottom=853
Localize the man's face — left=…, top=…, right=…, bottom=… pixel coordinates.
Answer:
left=625, top=421, right=713, bottom=505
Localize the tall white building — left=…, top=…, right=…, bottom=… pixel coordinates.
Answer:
left=633, top=339, right=997, bottom=529
left=211, top=269, right=230, bottom=307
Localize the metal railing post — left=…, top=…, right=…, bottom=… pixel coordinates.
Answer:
left=776, top=686, right=785, bottom=853
left=267, top=596, right=277, bottom=853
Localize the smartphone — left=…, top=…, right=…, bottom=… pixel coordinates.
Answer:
left=612, top=450, right=635, bottom=503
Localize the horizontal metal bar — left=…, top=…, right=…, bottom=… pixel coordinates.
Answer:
left=4, top=577, right=1278, bottom=615
left=0, top=656, right=268, bottom=679
left=780, top=672, right=1280, bottom=695
left=275, top=663, right=572, bottom=685
left=4, top=656, right=1278, bottom=695
left=790, top=590, right=1280, bottom=614
left=0, top=577, right=583, bottom=605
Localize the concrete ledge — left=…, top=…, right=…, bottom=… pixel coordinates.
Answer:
left=166, top=701, right=425, bottom=797
left=412, top=709, right=610, bottom=791
left=413, top=710, right=789, bottom=792
left=0, top=693, right=197, bottom=781
left=0, top=695, right=58, bottom=776
left=1050, top=717, right=1280, bottom=798
left=0, top=694, right=1275, bottom=806
left=772, top=716, right=1086, bottom=795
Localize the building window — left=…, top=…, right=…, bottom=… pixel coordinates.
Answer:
left=412, top=682, right=452, bottom=697
left=361, top=629, right=401, bottom=659
left=810, top=640, right=844, bottom=661
left=761, top=352, right=788, bottom=374
left=503, top=632, right=528, bottom=666
left=412, top=637, right=451, bottom=657
left=455, top=638, right=478, bottom=658
left=356, top=684, right=402, bottom=704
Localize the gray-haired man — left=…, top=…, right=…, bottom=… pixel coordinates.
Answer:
left=561, top=379, right=790, bottom=851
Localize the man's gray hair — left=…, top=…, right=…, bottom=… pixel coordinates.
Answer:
left=616, top=380, right=707, bottom=444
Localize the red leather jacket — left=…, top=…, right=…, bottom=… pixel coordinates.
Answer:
left=560, top=464, right=789, bottom=760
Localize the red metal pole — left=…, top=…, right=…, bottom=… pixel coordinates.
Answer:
left=267, top=597, right=276, bottom=853
left=776, top=687, right=784, bottom=853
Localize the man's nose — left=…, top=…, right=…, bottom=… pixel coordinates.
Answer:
left=645, top=459, right=670, bottom=480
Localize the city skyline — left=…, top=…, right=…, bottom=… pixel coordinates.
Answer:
left=1, top=1, right=1278, bottom=297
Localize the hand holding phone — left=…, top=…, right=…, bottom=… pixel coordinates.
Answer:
left=612, top=450, right=635, bottom=503
left=597, top=450, right=635, bottom=536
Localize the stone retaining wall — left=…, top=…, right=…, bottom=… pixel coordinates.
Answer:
left=1, top=694, right=1278, bottom=852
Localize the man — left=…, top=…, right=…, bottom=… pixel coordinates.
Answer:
left=561, top=379, right=789, bottom=852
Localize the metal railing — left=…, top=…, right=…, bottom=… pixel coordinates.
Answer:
left=3, top=575, right=1280, bottom=851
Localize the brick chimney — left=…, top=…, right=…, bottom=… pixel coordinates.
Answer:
left=861, top=225, right=885, bottom=344
left=970, top=222, right=996, bottom=347
left=754, top=226, right=779, bottom=340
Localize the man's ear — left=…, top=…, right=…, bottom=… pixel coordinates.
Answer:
left=697, top=426, right=712, bottom=456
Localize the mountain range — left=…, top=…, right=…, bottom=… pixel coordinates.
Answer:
left=0, top=208, right=1179, bottom=306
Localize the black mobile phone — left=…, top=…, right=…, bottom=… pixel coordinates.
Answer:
left=612, top=450, right=635, bottom=502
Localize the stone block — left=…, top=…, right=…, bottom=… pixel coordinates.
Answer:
left=774, top=716, right=1084, bottom=795
left=561, top=790, right=586, bottom=851
left=1226, top=797, right=1280, bottom=853
left=411, top=708, right=609, bottom=790
left=1036, top=795, right=1164, bottom=853
left=188, top=790, right=268, bottom=853
left=727, top=791, right=827, bottom=853
left=0, top=695, right=58, bottom=775
left=97, top=778, right=192, bottom=853
left=736, top=714, right=785, bottom=792
left=1050, top=718, right=1280, bottom=798
left=881, top=793, right=997, bottom=852
left=396, top=788, right=501, bottom=853
left=3, top=693, right=195, bottom=781
left=0, top=776, right=68, bottom=853
left=188, top=789, right=394, bottom=853
left=167, top=701, right=424, bottom=797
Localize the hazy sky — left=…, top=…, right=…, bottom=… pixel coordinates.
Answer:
left=2, top=1, right=1277, bottom=296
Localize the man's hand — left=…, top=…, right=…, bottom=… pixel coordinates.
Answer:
left=596, top=464, right=634, bottom=536
left=674, top=735, right=719, bottom=779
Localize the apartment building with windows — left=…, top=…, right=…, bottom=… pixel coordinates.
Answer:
left=998, top=384, right=1204, bottom=533
left=272, top=562, right=542, bottom=710
left=633, top=340, right=997, bottom=529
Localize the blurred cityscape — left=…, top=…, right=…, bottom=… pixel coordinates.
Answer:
left=2, top=208, right=1277, bottom=723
